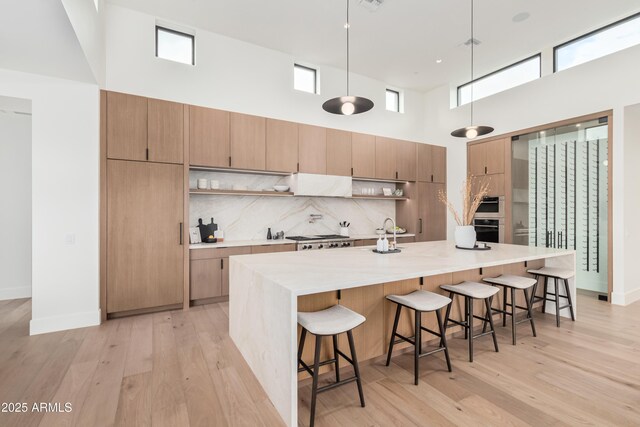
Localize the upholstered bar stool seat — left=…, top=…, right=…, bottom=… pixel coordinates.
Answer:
left=298, top=304, right=365, bottom=336
left=483, top=275, right=538, bottom=345
left=527, top=267, right=576, bottom=327
left=297, top=304, right=366, bottom=427
left=440, top=281, right=500, bottom=362
left=387, top=290, right=451, bottom=312
left=385, top=289, right=453, bottom=385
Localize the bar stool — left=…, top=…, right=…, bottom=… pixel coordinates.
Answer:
left=527, top=267, right=576, bottom=327
left=482, top=275, right=537, bottom=345
left=385, top=290, right=453, bottom=385
left=440, top=282, right=499, bottom=362
left=297, top=305, right=366, bottom=427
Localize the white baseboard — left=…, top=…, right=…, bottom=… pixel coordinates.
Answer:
left=0, top=286, right=31, bottom=301
left=611, top=288, right=640, bottom=306
left=29, top=309, right=101, bottom=335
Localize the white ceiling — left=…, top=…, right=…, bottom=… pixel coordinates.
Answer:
left=0, top=0, right=95, bottom=83
left=107, top=0, right=640, bottom=92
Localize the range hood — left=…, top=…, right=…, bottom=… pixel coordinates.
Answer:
left=290, top=173, right=352, bottom=198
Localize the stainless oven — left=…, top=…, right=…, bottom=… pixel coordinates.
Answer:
left=475, top=196, right=505, bottom=218
left=473, top=218, right=505, bottom=243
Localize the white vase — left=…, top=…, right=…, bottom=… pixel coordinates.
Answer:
left=455, top=225, right=476, bottom=248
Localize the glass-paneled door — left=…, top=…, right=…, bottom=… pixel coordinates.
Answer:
left=511, top=117, right=608, bottom=293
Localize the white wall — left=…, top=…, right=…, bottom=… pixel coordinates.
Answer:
left=623, top=103, right=640, bottom=304
left=104, top=4, right=427, bottom=143
left=0, top=99, right=32, bottom=300
left=424, top=44, right=640, bottom=305
left=0, top=68, right=100, bottom=334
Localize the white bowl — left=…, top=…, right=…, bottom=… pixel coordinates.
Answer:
left=273, top=185, right=290, bottom=192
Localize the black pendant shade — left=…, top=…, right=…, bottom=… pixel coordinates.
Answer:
left=322, top=95, right=374, bottom=115
left=451, top=125, right=494, bottom=139
left=451, top=0, right=493, bottom=139
left=323, top=0, right=373, bottom=116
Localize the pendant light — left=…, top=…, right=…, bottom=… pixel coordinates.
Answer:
left=451, top=0, right=494, bottom=139
left=322, top=0, right=374, bottom=115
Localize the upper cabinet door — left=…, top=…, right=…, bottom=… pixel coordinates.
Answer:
left=230, top=113, right=266, bottom=170
left=485, top=139, right=505, bottom=174
left=417, top=143, right=431, bottom=182
left=467, top=142, right=486, bottom=176
left=351, top=133, right=376, bottom=178
left=148, top=99, right=184, bottom=164
left=431, top=145, right=446, bottom=183
left=266, top=119, right=298, bottom=173
left=396, top=140, right=417, bottom=181
left=375, top=137, right=397, bottom=180
left=189, top=106, right=230, bottom=168
left=326, top=129, right=352, bottom=177
left=298, top=124, right=327, bottom=174
left=107, top=92, right=147, bottom=161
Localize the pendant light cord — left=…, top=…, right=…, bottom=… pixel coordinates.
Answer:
left=470, top=0, right=474, bottom=126
left=346, top=0, right=350, bottom=96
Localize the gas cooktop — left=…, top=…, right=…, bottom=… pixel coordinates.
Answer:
left=286, top=234, right=349, bottom=241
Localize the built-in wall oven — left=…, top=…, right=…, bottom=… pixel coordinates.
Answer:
left=473, top=196, right=505, bottom=243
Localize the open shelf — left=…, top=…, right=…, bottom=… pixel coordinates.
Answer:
left=190, top=189, right=293, bottom=197
left=352, top=177, right=410, bottom=184
left=351, top=194, right=408, bottom=201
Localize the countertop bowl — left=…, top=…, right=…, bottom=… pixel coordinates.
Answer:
left=274, top=185, right=290, bottom=192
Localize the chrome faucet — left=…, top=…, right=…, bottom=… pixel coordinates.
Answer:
left=383, top=217, right=397, bottom=249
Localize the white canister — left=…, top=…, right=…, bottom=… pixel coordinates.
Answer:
left=197, top=178, right=208, bottom=189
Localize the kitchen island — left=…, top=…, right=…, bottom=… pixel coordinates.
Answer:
left=229, top=241, right=575, bottom=426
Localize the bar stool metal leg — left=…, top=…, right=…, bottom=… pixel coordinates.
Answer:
left=542, top=276, right=549, bottom=313
left=564, top=279, right=576, bottom=321
left=485, top=296, right=499, bottom=352
left=464, top=297, right=470, bottom=340
left=523, top=288, right=537, bottom=337
left=468, top=296, right=474, bottom=363
left=298, top=328, right=307, bottom=371
left=554, top=278, right=561, bottom=327
left=435, top=309, right=452, bottom=372
left=414, top=310, right=421, bottom=385
left=510, top=287, right=517, bottom=345
left=385, top=304, right=402, bottom=366
left=347, top=330, right=365, bottom=408
left=332, top=335, right=340, bottom=382
left=502, top=288, right=508, bottom=327
left=309, top=336, right=323, bottom=427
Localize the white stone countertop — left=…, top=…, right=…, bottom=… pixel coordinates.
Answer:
left=230, top=241, right=574, bottom=296
left=189, top=233, right=416, bottom=249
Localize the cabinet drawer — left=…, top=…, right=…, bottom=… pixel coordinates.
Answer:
left=190, top=246, right=251, bottom=260
left=251, top=244, right=296, bottom=254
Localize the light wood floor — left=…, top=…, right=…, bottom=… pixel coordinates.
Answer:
left=0, top=294, right=639, bottom=426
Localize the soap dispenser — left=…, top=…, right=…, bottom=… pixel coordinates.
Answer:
left=382, top=235, right=390, bottom=252
left=376, top=235, right=384, bottom=252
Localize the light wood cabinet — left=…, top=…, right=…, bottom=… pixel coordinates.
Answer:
left=468, top=138, right=506, bottom=176
left=473, top=173, right=505, bottom=197
left=106, top=160, right=184, bottom=313
left=298, top=124, right=327, bottom=174
left=189, top=106, right=230, bottom=168
left=326, top=129, right=352, bottom=177
left=230, top=113, right=266, bottom=170
left=396, top=140, right=417, bottom=181
left=375, top=137, right=397, bottom=180
left=190, top=258, right=223, bottom=299
left=266, top=119, right=298, bottom=173
left=189, top=247, right=251, bottom=299
left=106, top=92, right=147, bottom=161
left=417, top=144, right=446, bottom=183
left=351, top=133, right=376, bottom=178
left=148, top=99, right=184, bottom=164
left=250, top=244, right=296, bottom=254
left=413, top=182, right=446, bottom=242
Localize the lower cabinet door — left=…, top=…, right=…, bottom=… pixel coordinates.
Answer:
left=190, top=258, right=223, bottom=300
left=221, top=257, right=230, bottom=296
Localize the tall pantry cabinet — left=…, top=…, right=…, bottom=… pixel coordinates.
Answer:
left=103, top=91, right=185, bottom=316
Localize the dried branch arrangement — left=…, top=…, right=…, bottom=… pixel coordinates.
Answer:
left=438, top=175, right=490, bottom=226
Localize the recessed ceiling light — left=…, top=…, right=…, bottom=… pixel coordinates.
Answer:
left=512, top=12, right=530, bottom=23
left=436, top=59, right=442, bottom=64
